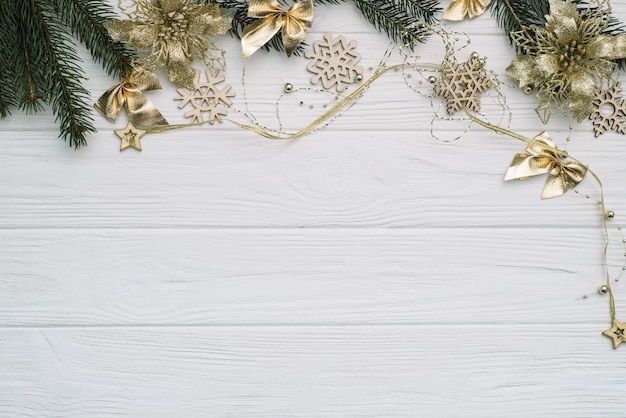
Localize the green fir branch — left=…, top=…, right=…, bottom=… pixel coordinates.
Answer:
left=14, top=0, right=50, bottom=113
left=29, top=0, right=96, bottom=148
left=0, top=0, right=19, bottom=117
left=53, top=0, right=135, bottom=78
left=0, top=0, right=136, bottom=148
left=489, top=0, right=549, bottom=47
left=396, top=0, right=442, bottom=25
left=352, top=0, right=433, bottom=48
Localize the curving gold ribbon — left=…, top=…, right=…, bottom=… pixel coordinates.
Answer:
left=443, top=0, right=491, bottom=21
left=242, top=0, right=314, bottom=58
left=95, top=68, right=168, bottom=128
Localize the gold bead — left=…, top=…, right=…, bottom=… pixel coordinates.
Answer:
left=523, top=85, right=534, bottom=94
left=599, top=285, right=609, bottom=295
left=606, top=210, right=616, bottom=219
left=428, top=75, right=437, bottom=84
left=355, top=73, right=363, bottom=82
left=284, top=83, right=294, bottom=93
left=471, top=51, right=480, bottom=59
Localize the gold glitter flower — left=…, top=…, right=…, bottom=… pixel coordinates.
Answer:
left=506, top=0, right=626, bottom=123
left=107, top=0, right=234, bottom=88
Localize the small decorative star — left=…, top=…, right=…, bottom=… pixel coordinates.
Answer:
left=114, top=122, right=146, bottom=151
left=603, top=318, right=626, bottom=349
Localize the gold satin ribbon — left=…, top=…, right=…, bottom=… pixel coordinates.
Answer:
left=242, top=0, right=314, bottom=58
left=230, top=63, right=405, bottom=139
left=464, top=110, right=587, bottom=199
left=443, top=0, right=491, bottom=21
left=95, top=69, right=168, bottom=128
left=503, top=131, right=588, bottom=199
left=465, top=108, right=624, bottom=347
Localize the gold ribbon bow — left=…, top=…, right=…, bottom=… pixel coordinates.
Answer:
left=443, top=0, right=491, bottom=21
left=242, top=0, right=314, bottom=58
left=95, top=68, right=168, bottom=128
left=504, top=131, right=588, bottom=199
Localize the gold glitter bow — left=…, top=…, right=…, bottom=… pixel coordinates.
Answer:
left=95, top=68, right=168, bottom=128
left=506, top=0, right=626, bottom=123
left=443, top=0, right=491, bottom=21
left=107, top=1, right=234, bottom=88
left=505, top=131, right=587, bottom=199
left=242, top=0, right=314, bottom=58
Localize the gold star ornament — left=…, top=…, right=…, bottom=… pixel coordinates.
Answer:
left=115, top=122, right=146, bottom=151
left=603, top=319, right=626, bottom=349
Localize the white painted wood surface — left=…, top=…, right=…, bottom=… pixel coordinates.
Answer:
left=2, top=2, right=626, bottom=417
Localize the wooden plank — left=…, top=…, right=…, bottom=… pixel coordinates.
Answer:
left=1, top=125, right=623, bottom=229
left=0, top=228, right=618, bottom=327
left=0, top=326, right=622, bottom=418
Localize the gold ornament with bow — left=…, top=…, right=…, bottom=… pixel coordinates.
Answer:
left=505, top=131, right=588, bottom=199
left=242, top=0, right=314, bottom=58
left=95, top=68, right=168, bottom=128
left=443, top=0, right=491, bottom=21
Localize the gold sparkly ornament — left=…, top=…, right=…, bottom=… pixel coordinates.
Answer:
left=175, top=69, right=235, bottom=124
left=443, top=0, right=490, bottom=21
left=603, top=318, right=626, bottom=349
left=506, top=0, right=626, bottom=123
left=107, top=1, right=234, bottom=88
left=505, top=131, right=588, bottom=199
left=95, top=67, right=168, bottom=129
left=589, top=82, right=626, bottom=137
left=242, top=0, right=314, bottom=59
left=305, top=33, right=363, bottom=93
left=433, top=54, right=492, bottom=114
left=115, top=121, right=146, bottom=151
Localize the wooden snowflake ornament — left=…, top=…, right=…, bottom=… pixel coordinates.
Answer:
left=589, top=83, right=626, bottom=137
left=175, top=69, right=235, bottom=124
left=433, top=53, right=492, bottom=114
left=305, top=33, right=363, bottom=93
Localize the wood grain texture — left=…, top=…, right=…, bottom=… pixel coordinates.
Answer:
left=1, top=327, right=625, bottom=418
left=2, top=2, right=626, bottom=417
left=0, top=228, right=617, bottom=327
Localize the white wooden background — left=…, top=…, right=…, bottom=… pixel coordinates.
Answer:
left=2, top=2, right=626, bottom=417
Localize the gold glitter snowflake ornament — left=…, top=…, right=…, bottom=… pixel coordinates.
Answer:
left=506, top=0, right=626, bottom=123
left=108, top=0, right=235, bottom=88
left=175, top=69, right=235, bottom=124
left=589, top=83, right=626, bottom=137
left=433, top=53, right=492, bottom=114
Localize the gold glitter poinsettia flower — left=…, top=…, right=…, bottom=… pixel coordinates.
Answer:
left=107, top=0, right=234, bottom=88
left=506, top=0, right=626, bottom=123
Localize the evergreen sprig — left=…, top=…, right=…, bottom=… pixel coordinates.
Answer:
left=0, top=0, right=135, bottom=148
left=208, top=0, right=438, bottom=55
left=352, top=0, right=436, bottom=48
left=489, top=0, right=549, bottom=46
